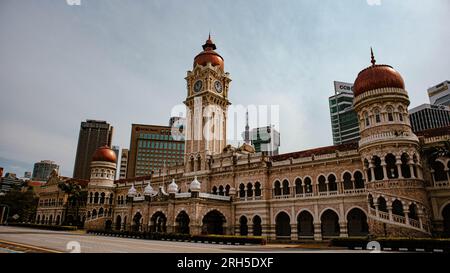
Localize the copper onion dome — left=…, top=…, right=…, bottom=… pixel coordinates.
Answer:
left=353, top=48, right=405, bottom=97
left=92, top=146, right=117, bottom=163
left=193, top=34, right=224, bottom=71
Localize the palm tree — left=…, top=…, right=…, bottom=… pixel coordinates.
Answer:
left=58, top=180, right=86, bottom=227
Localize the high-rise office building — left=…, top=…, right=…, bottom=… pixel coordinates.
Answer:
left=32, top=160, right=59, bottom=181
left=428, top=80, right=450, bottom=107
left=250, top=125, right=280, bottom=156
left=112, top=145, right=120, bottom=179
left=73, top=120, right=113, bottom=180
left=126, top=124, right=185, bottom=178
left=329, top=81, right=360, bottom=145
left=119, top=148, right=128, bottom=179
left=409, top=103, right=450, bottom=133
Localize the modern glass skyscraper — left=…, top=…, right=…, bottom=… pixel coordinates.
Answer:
left=329, top=81, right=360, bottom=145
left=126, top=124, right=185, bottom=178
left=73, top=120, right=113, bottom=180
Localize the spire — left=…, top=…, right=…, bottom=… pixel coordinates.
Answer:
left=202, top=33, right=216, bottom=51
left=244, top=109, right=250, bottom=144
left=370, top=47, right=376, bottom=66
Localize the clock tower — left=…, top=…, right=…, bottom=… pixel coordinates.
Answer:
left=184, top=35, right=231, bottom=172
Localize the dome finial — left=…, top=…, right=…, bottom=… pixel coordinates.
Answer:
left=370, top=47, right=376, bottom=66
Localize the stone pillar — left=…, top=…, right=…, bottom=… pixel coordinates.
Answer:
left=374, top=203, right=379, bottom=217
left=291, top=223, right=298, bottom=240
left=339, top=221, right=348, bottom=237
left=313, top=222, right=322, bottom=241
left=262, top=224, right=271, bottom=239
left=396, top=156, right=404, bottom=179
left=409, top=163, right=416, bottom=179
left=404, top=208, right=410, bottom=226
left=381, top=163, right=388, bottom=180
left=387, top=205, right=393, bottom=221
left=430, top=170, right=436, bottom=186
left=369, top=165, right=375, bottom=182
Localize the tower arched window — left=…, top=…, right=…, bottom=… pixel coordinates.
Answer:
left=398, top=106, right=404, bottom=122
left=364, top=112, right=370, bottom=127
left=386, top=106, right=394, bottom=122
left=374, top=108, right=381, bottom=123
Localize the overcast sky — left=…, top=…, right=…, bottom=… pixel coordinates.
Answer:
left=0, top=0, right=449, bottom=177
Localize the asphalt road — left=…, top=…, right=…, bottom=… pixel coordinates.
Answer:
left=0, top=226, right=371, bottom=253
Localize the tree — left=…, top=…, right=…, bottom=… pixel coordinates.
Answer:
left=58, top=180, right=86, bottom=227
left=0, top=189, right=38, bottom=223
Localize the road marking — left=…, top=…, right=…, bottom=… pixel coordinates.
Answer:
left=0, top=239, right=62, bottom=253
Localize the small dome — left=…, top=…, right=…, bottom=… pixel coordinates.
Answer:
left=92, top=146, right=117, bottom=163
left=144, top=182, right=154, bottom=196
left=190, top=176, right=201, bottom=192
left=193, top=35, right=224, bottom=71
left=127, top=184, right=137, bottom=197
left=353, top=49, right=405, bottom=96
left=168, top=179, right=178, bottom=194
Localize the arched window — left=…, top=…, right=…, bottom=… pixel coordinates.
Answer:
left=364, top=112, right=370, bottom=127
left=212, top=186, right=218, bottom=195
left=239, top=183, right=246, bottom=198
left=304, top=177, right=312, bottom=193
left=386, top=106, right=394, bottom=122
left=275, top=212, right=291, bottom=239
left=374, top=108, right=381, bottom=123
left=343, top=172, right=353, bottom=190
left=295, top=178, right=303, bottom=194
left=372, top=156, right=384, bottom=180
left=94, top=192, right=99, bottom=204
left=100, top=192, right=105, bottom=204
left=274, top=180, right=281, bottom=196
left=385, top=153, right=398, bottom=179
left=432, top=160, right=447, bottom=182
left=282, top=180, right=290, bottom=195
left=328, top=174, right=337, bottom=192
left=354, top=171, right=365, bottom=189
left=377, top=196, right=388, bottom=212
left=252, top=215, right=262, bottom=236
left=247, top=183, right=253, bottom=197
left=109, top=193, right=113, bottom=205
left=218, top=185, right=224, bottom=196
left=318, top=175, right=327, bottom=192
left=99, top=208, right=104, bottom=217
left=92, top=209, right=97, bottom=219
left=254, top=182, right=261, bottom=197
left=398, top=106, right=404, bottom=121
left=392, top=199, right=404, bottom=216
left=225, top=185, right=230, bottom=196
left=409, top=203, right=419, bottom=220
left=401, top=153, right=411, bottom=178
left=89, top=192, right=93, bottom=204
left=321, top=210, right=340, bottom=237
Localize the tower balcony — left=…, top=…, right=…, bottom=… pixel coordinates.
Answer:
left=359, top=131, right=419, bottom=148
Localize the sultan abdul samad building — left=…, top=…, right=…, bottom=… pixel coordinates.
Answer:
left=36, top=36, right=450, bottom=240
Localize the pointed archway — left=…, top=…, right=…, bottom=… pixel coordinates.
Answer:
left=202, top=210, right=226, bottom=235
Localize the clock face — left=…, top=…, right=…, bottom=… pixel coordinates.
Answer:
left=193, top=80, right=202, bottom=93
left=214, top=81, right=222, bottom=93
